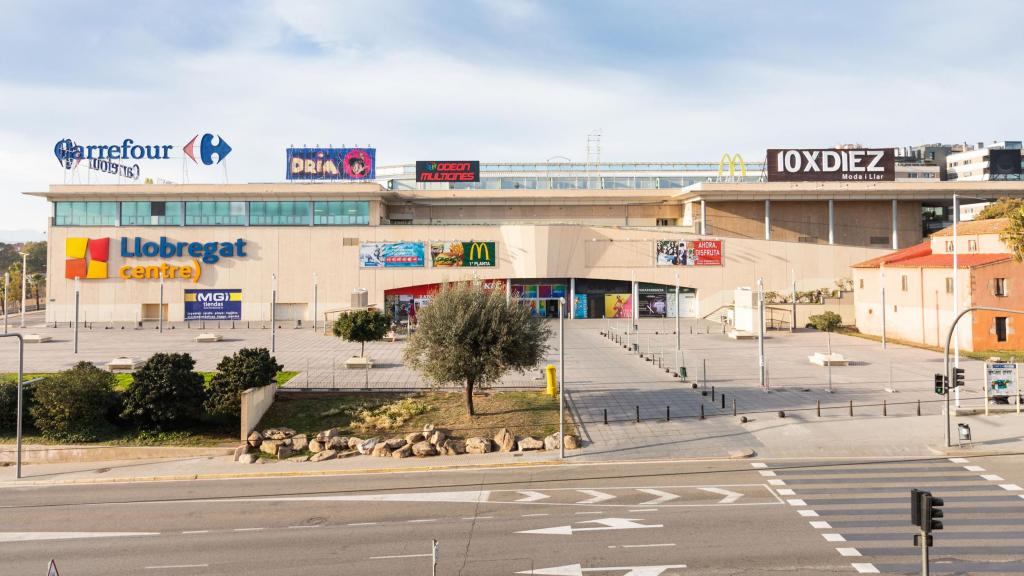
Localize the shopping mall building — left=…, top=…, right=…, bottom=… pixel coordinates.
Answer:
left=29, top=144, right=1024, bottom=328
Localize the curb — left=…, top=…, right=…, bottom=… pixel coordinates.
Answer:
left=925, top=444, right=1024, bottom=457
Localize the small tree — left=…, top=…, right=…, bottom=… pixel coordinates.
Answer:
left=333, top=308, right=391, bottom=358
left=121, top=353, right=205, bottom=430
left=808, top=311, right=843, bottom=332
left=403, top=283, right=551, bottom=416
left=30, top=362, right=118, bottom=442
left=978, top=198, right=1024, bottom=220
left=29, top=272, right=45, bottom=311
left=205, top=348, right=283, bottom=418
left=1000, top=205, right=1024, bottom=262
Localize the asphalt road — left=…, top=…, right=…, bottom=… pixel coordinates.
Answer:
left=3, top=456, right=1024, bottom=575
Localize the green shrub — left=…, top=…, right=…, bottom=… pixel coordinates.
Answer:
left=808, top=311, right=843, bottom=332
left=332, top=308, right=391, bottom=357
left=30, top=362, right=118, bottom=442
left=121, top=353, right=205, bottom=431
left=204, top=348, right=283, bottom=418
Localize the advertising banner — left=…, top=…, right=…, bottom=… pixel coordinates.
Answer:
left=656, top=240, right=723, bottom=266
left=573, top=294, right=588, bottom=319
left=604, top=294, right=632, bottom=319
left=184, top=289, right=241, bottom=320
left=359, top=242, right=425, bottom=268
left=286, top=147, right=376, bottom=180
left=767, top=148, right=895, bottom=182
left=639, top=293, right=667, bottom=318
left=429, top=241, right=496, bottom=267
left=416, top=161, right=480, bottom=183
left=986, top=362, right=1016, bottom=398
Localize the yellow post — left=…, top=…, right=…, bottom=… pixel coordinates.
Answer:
left=545, top=364, right=558, bottom=396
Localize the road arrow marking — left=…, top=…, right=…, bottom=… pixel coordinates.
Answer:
left=516, top=490, right=551, bottom=502
left=576, top=490, right=616, bottom=504
left=517, top=564, right=687, bottom=575
left=517, top=518, right=662, bottom=536
left=699, top=487, right=743, bottom=504
left=636, top=489, right=679, bottom=506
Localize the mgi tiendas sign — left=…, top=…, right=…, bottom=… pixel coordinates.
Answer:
left=184, top=289, right=242, bottom=320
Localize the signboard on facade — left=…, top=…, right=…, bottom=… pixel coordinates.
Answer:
left=416, top=161, right=480, bottom=183
left=359, top=242, right=425, bottom=268
left=639, top=293, right=667, bottom=317
left=655, top=240, right=723, bottom=266
left=286, top=147, right=376, bottom=180
left=604, top=294, right=632, bottom=319
left=429, top=241, right=496, bottom=267
left=573, top=294, right=588, bottom=319
left=184, top=289, right=241, bottom=320
left=767, top=148, right=895, bottom=182
left=986, top=362, right=1016, bottom=398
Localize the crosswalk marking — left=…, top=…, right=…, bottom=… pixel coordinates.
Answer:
left=797, top=510, right=819, bottom=517
left=981, top=474, right=1005, bottom=481
left=963, top=465, right=985, bottom=472
left=851, top=563, right=879, bottom=574
left=1001, top=484, right=1023, bottom=491
left=822, top=533, right=846, bottom=542
left=836, top=548, right=861, bottom=557
left=809, top=521, right=831, bottom=529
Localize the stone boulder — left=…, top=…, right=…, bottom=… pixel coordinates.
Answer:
left=358, top=438, right=379, bottom=455
left=259, top=439, right=287, bottom=456
left=337, top=449, right=359, bottom=459
left=543, top=434, right=560, bottom=451
left=315, top=428, right=341, bottom=443
left=246, top=430, right=263, bottom=449
left=427, top=430, right=447, bottom=446
left=308, top=439, right=325, bottom=453
left=517, top=436, right=544, bottom=451
left=347, top=437, right=364, bottom=450
left=466, top=437, right=492, bottom=454
left=384, top=438, right=407, bottom=450
left=276, top=445, right=293, bottom=459
left=237, top=452, right=258, bottom=464
left=493, top=428, right=516, bottom=452
left=392, top=445, right=413, bottom=458
left=309, top=449, right=338, bottom=462
left=291, top=434, right=309, bottom=452
left=422, top=423, right=437, bottom=437
left=439, top=438, right=466, bottom=455
left=288, top=454, right=310, bottom=462
left=263, top=427, right=296, bottom=440
left=411, top=441, right=437, bottom=457
left=405, top=432, right=425, bottom=444
left=328, top=437, right=349, bottom=451
left=371, top=442, right=392, bottom=457
left=564, top=435, right=580, bottom=450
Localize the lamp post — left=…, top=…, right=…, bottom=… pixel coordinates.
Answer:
left=3, top=272, right=8, bottom=334
left=312, top=272, right=318, bottom=332
left=952, top=193, right=959, bottom=408
left=675, top=271, right=680, bottom=376
left=271, top=273, right=277, bottom=353
left=559, top=296, right=565, bottom=459
left=0, top=333, right=24, bottom=478
left=74, top=276, right=80, bottom=354
left=19, top=251, right=28, bottom=328
left=158, top=274, right=164, bottom=334
left=758, top=277, right=766, bottom=390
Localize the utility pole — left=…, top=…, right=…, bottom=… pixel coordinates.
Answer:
left=74, top=276, right=80, bottom=354
left=312, top=272, right=318, bottom=332
left=3, top=272, right=8, bottom=334
left=19, top=251, right=28, bottom=328
left=952, top=193, right=960, bottom=408
left=758, top=277, right=766, bottom=390
left=559, top=297, right=566, bottom=459
left=881, top=267, right=887, bottom=350
left=271, top=273, right=277, bottom=353
left=675, top=271, right=681, bottom=377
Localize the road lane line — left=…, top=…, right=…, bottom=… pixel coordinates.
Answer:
left=0, top=532, right=159, bottom=543
left=287, top=525, right=320, bottom=529
left=523, top=513, right=550, bottom=517
left=768, top=479, right=786, bottom=486
left=809, top=521, right=832, bottom=529
left=145, top=565, right=208, bottom=570
left=233, top=528, right=263, bottom=532
left=758, top=470, right=777, bottom=477
left=407, top=519, right=436, bottom=523
left=798, top=510, right=819, bottom=517
left=370, top=554, right=432, bottom=560
left=629, top=509, right=658, bottom=512
left=851, top=563, right=879, bottom=573
left=347, top=522, right=378, bottom=526
left=575, top=511, right=602, bottom=515
left=836, top=548, right=861, bottom=557
left=751, top=462, right=768, bottom=468
left=823, top=533, right=846, bottom=542
left=776, top=488, right=796, bottom=496
left=964, top=465, right=985, bottom=472
left=181, top=530, right=209, bottom=534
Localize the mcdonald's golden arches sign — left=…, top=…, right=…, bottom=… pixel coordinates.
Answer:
left=718, top=153, right=746, bottom=177
left=429, top=241, right=496, bottom=267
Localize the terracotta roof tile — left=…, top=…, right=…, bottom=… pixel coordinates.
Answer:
left=931, top=218, right=1009, bottom=237
left=884, top=253, right=1011, bottom=269
left=852, top=241, right=932, bottom=269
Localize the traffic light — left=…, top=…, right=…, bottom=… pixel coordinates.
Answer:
left=953, top=367, right=965, bottom=388
left=911, top=488, right=922, bottom=526
left=934, top=373, right=947, bottom=395
left=922, top=492, right=944, bottom=534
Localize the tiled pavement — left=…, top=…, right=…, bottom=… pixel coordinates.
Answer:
left=752, top=457, right=1024, bottom=574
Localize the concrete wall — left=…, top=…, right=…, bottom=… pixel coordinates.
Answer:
left=239, top=383, right=276, bottom=444
left=970, top=260, right=1024, bottom=351
left=47, top=224, right=890, bottom=325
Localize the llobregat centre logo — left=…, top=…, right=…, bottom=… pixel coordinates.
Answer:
left=65, top=237, right=110, bottom=279
left=183, top=133, right=232, bottom=165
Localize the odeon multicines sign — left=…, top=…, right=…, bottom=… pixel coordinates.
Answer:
left=65, top=236, right=247, bottom=282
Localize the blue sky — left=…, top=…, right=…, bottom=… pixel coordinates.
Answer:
left=2, top=0, right=1022, bottom=235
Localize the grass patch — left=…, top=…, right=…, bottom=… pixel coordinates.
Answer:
left=276, top=371, right=299, bottom=386
left=258, top=391, right=575, bottom=440
left=838, top=328, right=1024, bottom=362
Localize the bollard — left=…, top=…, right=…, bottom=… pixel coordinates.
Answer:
left=732, top=398, right=737, bottom=416
left=917, top=399, right=921, bottom=416
left=712, top=386, right=716, bottom=401
left=604, top=409, right=608, bottom=425
left=666, top=405, right=670, bottom=422
left=817, top=399, right=821, bottom=418
left=849, top=400, right=853, bottom=417
left=882, top=400, right=887, bottom=416
left=699, top=404, right=705, bottom=420
left=636, top=406, right=640, bottom=423
left=720, top=393, right=725, bottom=410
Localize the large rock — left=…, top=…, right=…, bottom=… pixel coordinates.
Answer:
left=246, top=430, right=263, bottom=449
left=371, top=442, right=392, bottom=457
left=405, top=432, right=425, bottom=444
left=347, top=437, right=364, bottom=450
left=287, top=454, right=310, bottom=462
left=276, top=445, right=293, bottom=459
left=291, top=434, right=309, bottom=452
left=358, top=438, right=379, bottom=455
left=422, top=423, right=437, bottom=437
left=315, top=428, right=341, bottom=443
left=493, top=428, right=516, bottom=452
left=517, top=436, right=544, bottom=451
left=328, top=437, right=349, bottom=451
left=439, top=438, right=466, bottom=455
left=263, top=427, right=296, bottom=440
left=564, top=435, right=580, bottom=450
left=337, top=449, right=359, bottom=459
left=308, top=439, right=325, bottom=453
left=237, top=452, right=258, bottom=464
left=309, top=449, right=338, bottom=462
left=384, top=438, right=407, bottom=450
left=411, top=441, right=437, bottom=457
left=543, top=434, right=560, bottom=451
left=392, top=445, right=413, bottom=458
left=465, top=437, right=492, bottom=454
left=260, top=439, right=286, bottom=456
left=427, top=430, right=447, bottom=446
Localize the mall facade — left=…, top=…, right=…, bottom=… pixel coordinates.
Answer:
left=30, top=152, right=1024, bottom=328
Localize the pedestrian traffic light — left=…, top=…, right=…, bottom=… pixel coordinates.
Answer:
left=953, top=367, right=965, bottom=388
left=922, top=492, right=944, bottom=534
left=934, top=373, right=947, bottom=395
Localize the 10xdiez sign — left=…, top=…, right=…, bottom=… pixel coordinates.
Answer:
left=767, top=148, right=895, bottom=182
left=184, top=289, right=242, bottom=320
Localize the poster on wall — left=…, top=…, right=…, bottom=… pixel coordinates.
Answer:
left=986, top=362, right=1016, bottom=398
left=656, top=240, right=723, bottom=266
left=184, top=289, right=241, bottom=321
left=573, top=294, right=588, bottom=319
left=604, top=294, right=632, bottom=319
left=359, top=242, right=425, bottom=268
left=429, top=241, right=496, bottom=267
left=640, top=293, right=667, bottom=317
left=286, top=147, right=376, bottom=180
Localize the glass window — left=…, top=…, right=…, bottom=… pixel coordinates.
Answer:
left=996, top=316, right=1008, bottom=342
left=313, top=201, right=369, bottom=225
left=185, top=201, right=246, bottom=225
left=54, top=201, right=116, bottom=226
left=249, top=201, right=310, bottom=226
left=945, top=277, right=953, bottom=294
left=995, top=278, right=1007, bottom=297
left=120, top=201, right=182, bottom=226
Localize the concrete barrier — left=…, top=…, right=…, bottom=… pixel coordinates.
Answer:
left=240, top=383, right=277, bottom=444
left=0, top=445, right=232, bottom=464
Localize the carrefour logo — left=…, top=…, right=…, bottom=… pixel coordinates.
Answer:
left=65, top=237, right=110, bottom=279
left=183, top=133, right=232, bottom=165
left=54, top=133, right=231, bottom=169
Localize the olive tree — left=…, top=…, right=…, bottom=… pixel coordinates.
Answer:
left=403, top=283, right=551, bottom=416
left=333, top=308, right=391, bottom=358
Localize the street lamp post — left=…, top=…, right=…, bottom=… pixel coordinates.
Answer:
left=758, top=277, right=766, bottom=390
left=675, top=271, right=681, bottom=377
left=158, top=274, right=164, bottom=334
left=3, top=272, right=8, bottom=334
left=74, top=276, right=80, bottom=354
left=952, top=194, right=960, bottom=408
left=558, top=297, right=566, bottom=459
left=19, top=251, right=28, bottom=328
left=312, top=272, right=318, bottom=332
left=271, top=274, right=277, bottom=353
left=0, top=333, right=24, bottom=478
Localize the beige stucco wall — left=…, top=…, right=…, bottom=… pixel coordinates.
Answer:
left=47, top=224, right=889, bottom=324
